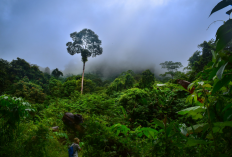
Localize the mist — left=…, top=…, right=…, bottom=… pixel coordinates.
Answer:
left=0, top=0, right=230, bottom=78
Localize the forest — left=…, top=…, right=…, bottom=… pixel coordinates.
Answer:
left=1, top=1, right=232, bottom=157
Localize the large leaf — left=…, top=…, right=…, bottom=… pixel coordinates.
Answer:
left=215, top=19, right=232, bottom=52
left=208, top=67, right=220, bottom=80
left=152, top=118, right=164, bottom=129
left=213, top=121, right=232, bottom=133
left=216, top=62, right=228, bottom=79
left=177, top=106, right=202, bottom=115
left=223, top=108, right=232, bottom=121
left=211, top=74, right=232, bottom=95
left=166, top=122, right=175, bottom=136
left=186, top=123, right=209, bottom=134
left=222, top=103, right=232, bottom=112
left=211, top=50, right=217, bottom=63
left=209, top=0, right=232, bottom=17
left=186, top=138, right=208, bottom=147
left=177, top=106, right=206, bottom=120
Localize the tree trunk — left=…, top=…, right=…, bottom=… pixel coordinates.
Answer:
left=81, top=62, right=85, bottom=95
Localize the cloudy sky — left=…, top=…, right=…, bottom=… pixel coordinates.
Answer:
left=0, top=0, right=230, bottom=77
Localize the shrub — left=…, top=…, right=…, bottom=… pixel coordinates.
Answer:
left=11, top=80, right=46, bottom=103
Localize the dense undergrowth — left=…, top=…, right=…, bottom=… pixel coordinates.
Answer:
left=1, top=2, right=232, bottom=156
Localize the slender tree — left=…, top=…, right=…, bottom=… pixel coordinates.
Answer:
left=160, top=61, right=183, bottom=82
left=44, top=67, right=51, bottom=75
left=51, top=68, right=63, bottom=78
left=66, top=28, right=103, bottom=95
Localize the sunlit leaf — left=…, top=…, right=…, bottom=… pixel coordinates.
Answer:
left=203, top=84, right=212, bottom=88
left=211, top=50, right=217, bottom=62
left=187, top=123, right=209, bottom=134
left=216, top=62, right=228, bottom=79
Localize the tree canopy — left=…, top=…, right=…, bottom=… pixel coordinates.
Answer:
left=160, top=61, right=183, bottom=81
left=51, top=68, right=63, bottom=78
left=66, top=28, right=103, bottom=95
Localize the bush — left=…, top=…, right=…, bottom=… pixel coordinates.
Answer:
left=119, top=88, right=152, bottom=126
left=76, top=79, right=96, bottom=94
left=139, top=69, right=155, bottom=89
left=49, top=77, right=64, bottom=97
left=11, top=80, right=46, bottom=103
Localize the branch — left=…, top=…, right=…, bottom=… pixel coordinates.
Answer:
left=206, top=20, right=225, bottom=30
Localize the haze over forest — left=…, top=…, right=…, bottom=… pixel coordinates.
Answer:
left=0, top=0, right=230, bottom=78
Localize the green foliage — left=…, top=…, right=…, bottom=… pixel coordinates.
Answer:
left=63, top=80, right=78, bottom=97
left=119, top=88, right=152, bottom=126
left=76, top=79, right=96, bottom=94
left=49, top=77, right=64, bottom=97
left=139, top=69, right=155, bottom=88
left=11, top=79, right=46, bottom=103
left=0, top=95, right=34, bottom=153
left=51, top=68, right=63, bottom=78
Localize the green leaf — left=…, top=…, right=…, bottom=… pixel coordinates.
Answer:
left=213, top=121, right=232, bottom=133
left=121, top=106, right=128, bottom=118
left=209, top=0, right=232, bottom=17
left=209, top=67, right=219, bottom=80
left=166, top=122, right=175, bottom=136
left=177, top=106, right=202, bottom=115
left=177, top=106, right=206, bottom=120
left=212, top=74, right=232, bottom=95
left=222, top=103, right=232, bottom=112
left=203, top=84, right=212, bottom=88
left=215, top=20, right=232, bottom=52
left=187, top=82, right=194, bottom=90
left=157, top=84, right=166, bottom=87
left=211, top=50, right=216, bottom=62
left=187, top=123, right=209, bottom=134
left=152, top=118, right=164, bottom=129
left=224, top=108, right=232, bottom=121
left=216, top=62, right=228, bottom=80
left=186, top=138, right=208, bottom=147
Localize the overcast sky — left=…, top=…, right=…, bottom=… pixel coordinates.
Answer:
left=0, top=0, right=231, bottom=77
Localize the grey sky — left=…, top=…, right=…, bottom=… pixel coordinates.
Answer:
left=0, top=0, right=230, bottom=77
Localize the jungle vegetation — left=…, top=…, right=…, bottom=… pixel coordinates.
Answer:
left=1, top=1, right=232, bottom=156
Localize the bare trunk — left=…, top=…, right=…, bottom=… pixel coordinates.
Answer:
left=81, top=62, right=85, bottom=95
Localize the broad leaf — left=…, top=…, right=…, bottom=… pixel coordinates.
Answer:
left=208, top=67, right=220, bottom=80
left=177, top=106, right=206, bottom=120
left=186, top=138, right=208, bottom=147
left=216, top=62, right=228, bottom=80
left=166, top=122, right=175, bottom=136
left=211, top=50, right=216, bottom=62
left=211, top=74, right=232, bottom=95
left=215, top=19, right=232, bottom=52
left=187, top=123, right=209, bottom=134
left=177, top=106, right=202, bottom=115
left=152, top=118, right=164, bottom=129
left=222, top=103, right=232, bottom=112
left=223, top=108, right=232, bottom=121
left=213, top=121, right=232, bottom=133
left=209, top=0, right=232, bottom=17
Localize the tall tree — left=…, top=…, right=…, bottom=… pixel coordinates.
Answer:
left=160, top=61, right=183, bottom=82
left=51, top=68, right=63, bottom=78
left=44, top=67, right=50, bottom=75
left=66, top=28, right=103, bottom=95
